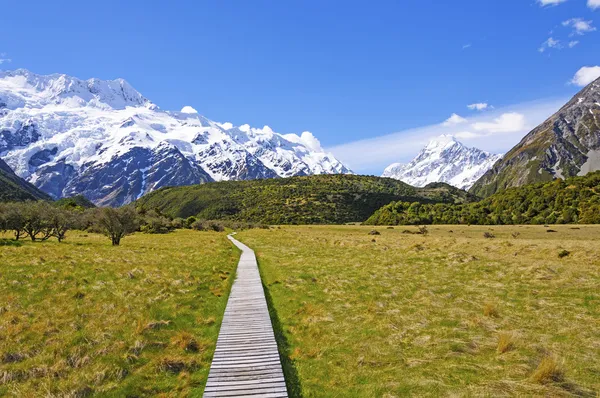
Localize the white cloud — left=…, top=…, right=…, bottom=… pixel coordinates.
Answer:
left=442, top=113, right=468, bottom=126
left=328, top=98, right=566, bottom=174
left=539, top=37, right=562, bottom=52
left=0, top=52, right=11, bottom=64
left=462, top=43, right=472, bottom=50
left=300, top=131, right=323, bottom=152
left=180, top=105, right=198, bottom=114
left=562, top=18, right=596, bottom=36
left=568, top=40, right=580, bottom=47
left=467, top=103, right=491, bottom=111
left=218, top=122, right=233, bottom=130
left=588, top=0, right=600, bottom=9
left=472, top=112, right=526, bottom=134
left=538, top=0, right=568, bottom=6
left=571, top=66, right=600, bottom=86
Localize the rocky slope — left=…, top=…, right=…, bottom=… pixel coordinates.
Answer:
left=0, top=69, right=351, bottom=206
left=382, top=135, right=502, bottom=190
left=470, top=76, right=600, bottom=197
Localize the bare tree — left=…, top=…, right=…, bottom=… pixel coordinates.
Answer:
left=95, top=207, right=139, bottom=246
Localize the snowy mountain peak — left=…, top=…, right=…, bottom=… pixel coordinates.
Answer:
left=0, top=69, right=151, bottom=110
left=0, top=69, right=352, bottom=206
left=425, top=134, right=458, bottom=150
left=382, top=136, right=502, bottom=190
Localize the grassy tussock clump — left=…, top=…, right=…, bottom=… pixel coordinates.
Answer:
left=0, top=229, right=237, bottom=396
left=531, top=354, right=564, bottom=384
left=238, top=224, right=600, bottom=397
left=496, top=332, right=515, bottom=354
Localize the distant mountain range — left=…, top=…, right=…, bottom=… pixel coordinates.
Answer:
left=471, top=75, right=600, bottom=197
left=0, top=69, right=351, bottom=206
left=382, top=135, right=503, bottom=190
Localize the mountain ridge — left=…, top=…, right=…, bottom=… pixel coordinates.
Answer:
left=0, top=69, right=352, bottom=206
left=382, top=135, right=503, bottom=190
left=0, top=157, right=51, bottom=202
left=470, top=76, right=600, bottom=197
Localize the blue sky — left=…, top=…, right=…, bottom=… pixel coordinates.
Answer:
left=1, top=0, right=599, bottom=174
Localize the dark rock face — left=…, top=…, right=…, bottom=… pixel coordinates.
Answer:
left=28, top=147, right=59, bottom=168
left=60, top=144, right=213, bottom=207
left=0, top=121, right=40, bottom=152
left=34, top=161, right=76, bottom=199
left=471, top=76, right=600, bottom=197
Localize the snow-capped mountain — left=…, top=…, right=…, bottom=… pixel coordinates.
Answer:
left=0, top=69, right=351, bottom=206
left=382, top=135, right=502, bottom=190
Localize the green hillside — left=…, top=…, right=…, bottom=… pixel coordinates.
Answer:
left=0, top=159, right=51, bottom=202
left=365, top=171, right=600, bottom=225
left=54, top=195, right=96, bottom=209
left=135, top=175, right=474, bottom=224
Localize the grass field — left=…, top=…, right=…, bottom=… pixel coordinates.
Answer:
left=0, top=230, right=237, bottom=397
left=237, top=225, right=600, bottom=397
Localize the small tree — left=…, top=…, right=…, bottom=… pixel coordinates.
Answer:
left=22, top=202, right=52, bottom=241
left=3, top=203, right=28, bottom=240
left=48, top=207, right=74, bottom=242
left=95, top=207, right=138, bottom=246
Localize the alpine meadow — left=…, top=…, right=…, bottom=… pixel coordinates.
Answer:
left=1, top=1, right=600, bottom=397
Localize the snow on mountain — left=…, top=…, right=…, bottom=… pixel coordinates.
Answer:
left=0, top=69, right=352, bottom=206
left=382, top=135, right=502, bottom=190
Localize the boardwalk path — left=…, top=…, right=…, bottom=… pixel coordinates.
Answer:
left=204, top=235, right=288, bottom=398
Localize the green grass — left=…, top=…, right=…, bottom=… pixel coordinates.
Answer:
left=238, top=224, right=600, bottom=397
left=0, top=229, right=237, bottom=397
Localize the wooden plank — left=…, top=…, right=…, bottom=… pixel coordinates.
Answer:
left=203, top=235, right=288, bottom=397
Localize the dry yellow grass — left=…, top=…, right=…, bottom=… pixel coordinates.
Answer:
left=0, top=230, right=237, bottom=396
left=238, top=224, right=600, bottom=397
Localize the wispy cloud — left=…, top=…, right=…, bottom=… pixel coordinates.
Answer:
left=472, top=112, right=526, bottom=134
left=588, top=0, right=600, bottom=9
left=328, top=98, right=567, bottom=174
left=467, top=103, right=491, bottom=111
left=0, top=52, right=11, bottom=64
left=571, top=65, right=600, bottom=86
left=538, top=0, right=568, bottom=6
left=539, top=37, right=562, bottom=52
left=462, top=43, right=472, bottom=50
left=562, top=18, right=596, bottom=36
left=568, top=40, right=580, bottom=47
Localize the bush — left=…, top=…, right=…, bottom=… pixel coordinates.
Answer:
left=140, top=211, right=173, bottom=234
left=191, top=220, right=226, bottom=232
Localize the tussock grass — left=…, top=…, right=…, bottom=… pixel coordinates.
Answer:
left=497, top=332, right=516, bottom=354
left=531, top=354, right=564, bottom=384
left=0, top=230, right=237, bottom=396
left=239, top=224, right=600, bottom=397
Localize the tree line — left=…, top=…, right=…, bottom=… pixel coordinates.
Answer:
left=0, top=201, right=268, bottom=246
left=365, top=171, right=600, bottom=226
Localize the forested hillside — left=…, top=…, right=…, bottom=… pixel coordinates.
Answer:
left=365, top=171, right=600, bottom=225
left=136, top=175, right=474, bottom=224
left=0, top=159, right=51, bottom=202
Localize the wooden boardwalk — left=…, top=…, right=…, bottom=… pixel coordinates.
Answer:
left=204, top=235, right=288, bottom=398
